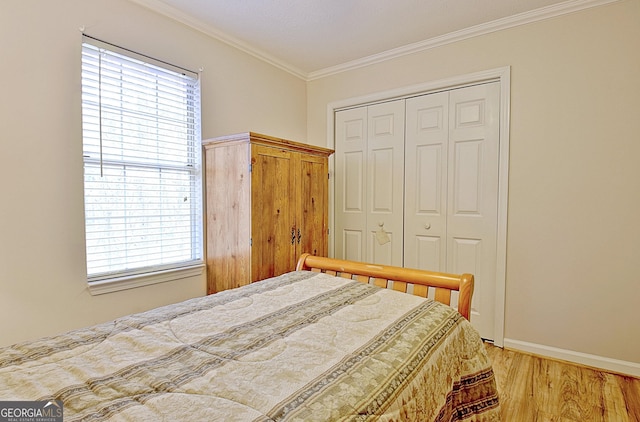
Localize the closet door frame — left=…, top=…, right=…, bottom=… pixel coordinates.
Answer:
left=327, top=66, right=510, bottom=347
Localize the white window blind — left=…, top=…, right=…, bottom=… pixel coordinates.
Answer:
left=81, top=36, right=203, bottom=283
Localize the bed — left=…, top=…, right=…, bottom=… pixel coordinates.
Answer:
left=0, top=255, right=500, bottom=421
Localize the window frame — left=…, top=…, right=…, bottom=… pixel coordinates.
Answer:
left=81, top=36, right=204, bottom=295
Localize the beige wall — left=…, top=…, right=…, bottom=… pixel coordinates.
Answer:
left=0, top=0, right=306, bottom=347
left=307, top=0, right=640, bottom=364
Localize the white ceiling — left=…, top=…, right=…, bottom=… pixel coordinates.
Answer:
left=130, top=0, right=616, bottom=79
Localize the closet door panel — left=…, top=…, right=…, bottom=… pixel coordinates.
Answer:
left=448, top=236, right=482, bottom=315
left=370, top=148, right=395, bottom=212
left=453, top=140, right=483, bottom=215
left=369, top=232, right=395, bottom=267
left=413, top=236, right=442, bottom=272
left=448, top=82, right=500, bottom=337
left=335, top=107, right=367, bottom=262
left=343, top=152, right=364, bottom=211
left=405, top=92, right=449, bottom=272
left=367, top=100, right=405, bottom=266
left=342, top=230, right=364, bottom=262
left=416, top=145, right=443, bottom=212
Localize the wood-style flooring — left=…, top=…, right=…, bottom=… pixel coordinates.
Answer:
left=484, top=343, right=640, bottom=421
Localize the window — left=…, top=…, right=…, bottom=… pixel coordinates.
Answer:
left=81, top=36, right=203, bottom=292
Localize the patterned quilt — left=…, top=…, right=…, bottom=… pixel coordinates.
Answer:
left=0, top=271, right=500, bottom=421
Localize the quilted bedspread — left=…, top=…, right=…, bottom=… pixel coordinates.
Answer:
left=0, top=271, right=500, bottom=421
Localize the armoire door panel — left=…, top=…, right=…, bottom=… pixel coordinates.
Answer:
left=251, top=146, right=296, bottom=281
left=299, top=155, right=328, bottom=257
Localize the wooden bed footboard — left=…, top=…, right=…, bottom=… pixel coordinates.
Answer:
left=296, top=253, right=474, bottom=321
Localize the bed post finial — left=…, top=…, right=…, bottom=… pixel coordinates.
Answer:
left=296, top=253, right=312, bottom=271
left=458, top=274, right=474, bottom=321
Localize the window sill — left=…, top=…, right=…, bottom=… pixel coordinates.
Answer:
left=88, top=263, right=205, bottom=296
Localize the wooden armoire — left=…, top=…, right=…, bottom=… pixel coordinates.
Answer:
left=203, top=132, right=333, bottom=294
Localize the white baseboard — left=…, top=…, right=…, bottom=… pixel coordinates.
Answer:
left=503, top=338, right=640, bottom=378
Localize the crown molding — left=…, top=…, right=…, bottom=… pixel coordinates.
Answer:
left=127, top=0, right=308, bottom=80
left=128, top=0, right=621, bottom=82
left=307, top=0, right=621, bottom=80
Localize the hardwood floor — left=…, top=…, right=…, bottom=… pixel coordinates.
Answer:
left=484, top=343, right=640, bottom=421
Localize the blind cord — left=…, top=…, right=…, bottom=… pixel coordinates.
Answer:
left=98, top=50, right=104, bottom=177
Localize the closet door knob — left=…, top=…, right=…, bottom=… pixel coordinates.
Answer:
left=424, top=223, right=431, bottom=230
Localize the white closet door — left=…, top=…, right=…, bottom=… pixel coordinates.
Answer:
left=366, top=100, right=405, bottom=266
left=336, top=82, right=500, bottom=340
left=335, top=100, right=405, bottom=265
left=404, top=82, right=500, bottom=339
left=405, top=91, right=449, bottom=273
left=335, top=107, right=368, bottom=262
left=447, top=82, right=500, bottom=339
